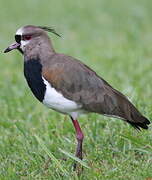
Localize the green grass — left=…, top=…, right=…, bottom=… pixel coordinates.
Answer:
left=0, top=0, right=152, bottom=179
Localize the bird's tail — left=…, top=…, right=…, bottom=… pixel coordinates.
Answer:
left=111, top=89, right=151, bottom=130
left=125, top=103, right=150, bottom=130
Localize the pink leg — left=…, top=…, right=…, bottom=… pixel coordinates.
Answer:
left=71, top=117, right=84, bottom=169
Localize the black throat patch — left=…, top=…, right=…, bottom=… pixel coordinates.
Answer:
left=24, top=59, right=46, bottom=102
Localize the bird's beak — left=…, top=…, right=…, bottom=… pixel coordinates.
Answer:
left=4, top=42, right=20, bottom=53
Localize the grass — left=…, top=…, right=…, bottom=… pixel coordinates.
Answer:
left=0, top=0, right=152, bottom=179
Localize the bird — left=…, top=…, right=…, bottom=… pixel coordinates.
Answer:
left=4, top=25, right=150, bottom=169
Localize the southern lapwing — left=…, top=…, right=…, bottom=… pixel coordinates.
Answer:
left=4, top=25, right=150, bottom=168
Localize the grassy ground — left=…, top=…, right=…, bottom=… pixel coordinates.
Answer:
left=0, top=0, right=152, bottom=179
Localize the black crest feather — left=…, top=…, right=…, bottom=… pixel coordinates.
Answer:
left=38, top=26, right=61, bottom=37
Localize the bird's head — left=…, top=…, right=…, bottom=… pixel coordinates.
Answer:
left=4, top=25, right=60, bottom=54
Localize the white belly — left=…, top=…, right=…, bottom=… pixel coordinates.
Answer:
left=42, top=77, right=82, bottom=116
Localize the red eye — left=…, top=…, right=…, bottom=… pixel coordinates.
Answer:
left=22, top=35, right=32, bottom=41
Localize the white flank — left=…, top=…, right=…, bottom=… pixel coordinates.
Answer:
left=42, top=77, right=83, bottom=118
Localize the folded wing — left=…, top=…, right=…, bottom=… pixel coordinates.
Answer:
left=42, top=54, right=150, bottom=130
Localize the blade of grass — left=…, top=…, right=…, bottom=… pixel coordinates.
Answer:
left=133, top=148, right=152, bottom=154
left=34, top=135, right=68, bottom=175
left=15, top=121, right=27, bottom=138
left=120, top=134, right=152, bottom=153
left=120, top=134, right=147, bottom=146
left=59, top=148, right=90, bottom=169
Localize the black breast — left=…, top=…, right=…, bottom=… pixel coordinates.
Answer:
left=24, top=59, right=46, bottom=102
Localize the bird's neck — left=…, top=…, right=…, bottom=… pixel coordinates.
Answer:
left=24, top=38, right=55, bottom=62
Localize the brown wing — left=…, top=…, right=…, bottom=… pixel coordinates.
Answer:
left=42, top=54, right=150, bottom=129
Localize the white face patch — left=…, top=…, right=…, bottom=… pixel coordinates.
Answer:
left=16, top=27, right=23, bottom=36
left=20, top=40, right=30, bottom=50
left=15, top=27, right=31, bottom=51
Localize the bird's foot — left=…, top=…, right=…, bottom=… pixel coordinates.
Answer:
left=72, top=152, right=83, bottom=175
left=43, top=157, right=51, bottom=170
left=73, top=162, right=83, bottom=175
